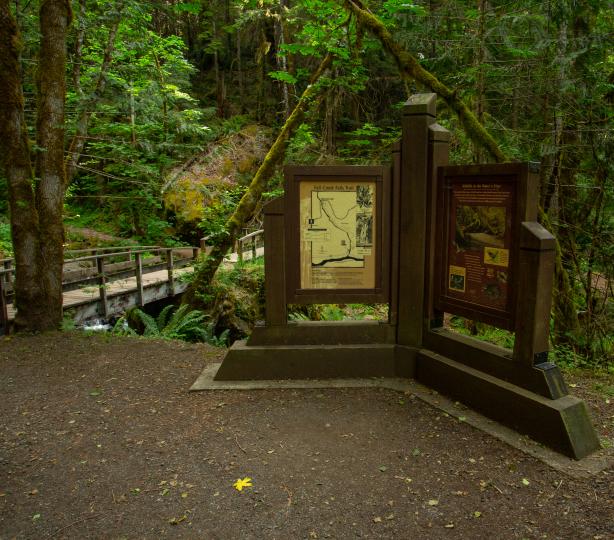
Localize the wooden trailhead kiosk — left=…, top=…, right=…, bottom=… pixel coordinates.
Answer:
left=213, top=93, right=600, bottom=460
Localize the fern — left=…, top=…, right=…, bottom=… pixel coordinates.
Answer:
left=135, top=310, right=161, bottom=337
left=156, top=304, right=175, bottom=329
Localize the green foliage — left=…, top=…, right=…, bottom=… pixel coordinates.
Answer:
left=113, top=304, right=228, bottom=346
left=199, top=185, right=247, bottom=240
left=288, top=303, right=388, bottom=321
left=448, top=316, right=515, bottom=350
left=0, top=220, right=13, bottom=257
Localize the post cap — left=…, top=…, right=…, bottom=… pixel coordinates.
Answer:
left=404, top=93, right=437, bottom=116
left=428, top=123, right=451, bottom=142
left=520, top=222, right=555, bottom=250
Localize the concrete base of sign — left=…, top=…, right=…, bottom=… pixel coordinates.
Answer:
left=212, top=341, right=601, bottom=459
left=192, top=363, right=613, bottom=478
left=415, top=349, right=602, bottom=460
left=213, top=340, right=416, bottom=380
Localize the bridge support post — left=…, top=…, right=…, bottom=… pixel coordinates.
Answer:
left=97, top=256, right=109, bottom=318
left=166, top=249, right=175, bottom=296
left=0, top=276, right=8, bottom=335
left=135, top=252, right=144, bottom=307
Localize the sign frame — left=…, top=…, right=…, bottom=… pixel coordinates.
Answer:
left=434, top=163, right=538, bottom=330
left=284, top=165, right=391, bottom=304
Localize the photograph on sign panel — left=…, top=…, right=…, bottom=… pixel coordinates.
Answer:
left=455, top=205, right=506, bottom=251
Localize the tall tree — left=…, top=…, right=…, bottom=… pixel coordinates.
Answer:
left=0, top=0, right=71, bottom=331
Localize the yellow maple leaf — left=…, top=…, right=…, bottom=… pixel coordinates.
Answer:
left=233, top=477, right=253, bottom=492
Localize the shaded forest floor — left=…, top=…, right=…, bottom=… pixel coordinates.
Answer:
left=0, top=333, right=612, bottom=539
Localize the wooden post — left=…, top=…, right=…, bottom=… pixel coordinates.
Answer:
left=397, top=93, right=437, bottom=346
left=513, top=222, right=556, bottom=366
left=135, top=252, right=144, bottom=307
left=425, top=123, right=450, bottom=330
left=0, top=275, right=8, bottom=335
left=166, top=249, right=175, bottom=296
left=97, top=256, right=109, bottom=317
left=263, top=198, right=287, bottom=325
left=237, top=239, right=243, bottom=263
left=389, top=142, right=401, bottom=325
left=251, top=235, right=257, bottom=260
left=192, top=247, right=200, bottom=260
left=3, top=259, right=12, bottom=285
left=200, top=237, right=208, bottom=254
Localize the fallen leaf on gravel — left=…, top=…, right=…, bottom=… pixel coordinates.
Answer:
left=373, top=517, right=382, bottom=523
left=522, top=478, right=530, bottom=486
left=379, top=465, right=388, bottom=472
left=32, top=514, right=41, bottom=521
left=385, top=514, right=395, bottom=520
left=445, top=523, right=454, bottom=528
left=168, top=515, right=186, bottom=525
left=459, top=416, right=466, bottom=422
left=89, top=389, right=102, bottom=396
left=160, top=488, right=169, bottom=496
left=473, top=511, right=482, bottom=518
left=394, top=476, right=412, bottom=483
left=428, top=499, right=439, bottom=506
left=29, top=489, right=38, bottom=496
left=412, top=448, right=421, bottom=457
left=233, top=477, right=253, bottom=491
left=181, top=492, right=188, bottom=498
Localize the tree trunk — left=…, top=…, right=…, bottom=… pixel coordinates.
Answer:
left=0, top=0, right=71, bottom=332
left=182, top=54, right=333, bottom=308
left=0, top=0, right=42, bottom=329
left=474, top=0, right=487, bottom=162
left=35, top=0, right=71, bottom=329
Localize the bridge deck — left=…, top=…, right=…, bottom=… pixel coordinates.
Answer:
left=6, top=266, right=194, bottom=324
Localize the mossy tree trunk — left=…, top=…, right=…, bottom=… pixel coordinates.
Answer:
left=0, top=0, right=72, bottom=332
left=182, top=54, right=333, bottom=309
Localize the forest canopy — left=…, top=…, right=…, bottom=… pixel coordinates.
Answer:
left=0, top=0, right=611, bottom=364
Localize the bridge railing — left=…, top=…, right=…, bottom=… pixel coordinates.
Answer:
left=199, top=229, right=264, bottom=263
left=0, top=245, right=200, bottom=331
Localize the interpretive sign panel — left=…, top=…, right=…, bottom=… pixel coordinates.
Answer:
left=434, top=163, right=537, bottom=329
left=285, top=166, right=390, bottom=304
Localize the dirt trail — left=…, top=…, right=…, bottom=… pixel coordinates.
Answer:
left=0, top=332, right=612, bottom=539
left=66, top=226, right=128, bottom=244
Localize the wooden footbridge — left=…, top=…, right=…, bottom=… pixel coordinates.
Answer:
left=0, top=229, right=264, bottom=333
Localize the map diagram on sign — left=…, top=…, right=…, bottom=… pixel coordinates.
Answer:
left=302, top=184, right=374, bottom=268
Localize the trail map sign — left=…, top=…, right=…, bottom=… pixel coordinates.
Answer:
left=285, top=166, right=390, bottom=303
left=435, top=163, right=537, bottom=330
left=300, top=180, right=375, bottom=289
